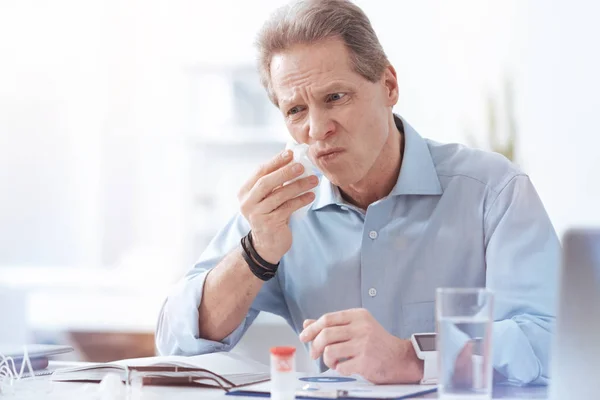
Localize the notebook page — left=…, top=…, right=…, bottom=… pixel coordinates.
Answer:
left=115, top=352, right=269, bottom=375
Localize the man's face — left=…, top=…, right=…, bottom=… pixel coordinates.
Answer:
left=270, top=38, right=397, bottom=187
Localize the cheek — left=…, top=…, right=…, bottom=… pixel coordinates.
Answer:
left=335, top=106, right=366, bottom=134
left=343, top=108, right=382, bottom=145
left=286, top=121, right=307, bottom=144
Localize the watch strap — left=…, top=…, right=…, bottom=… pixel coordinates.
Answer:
left=421, top=357, right=437, bottom=385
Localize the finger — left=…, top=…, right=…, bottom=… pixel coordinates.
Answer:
left=303, top=319, right=316, bottom=329
left=452, top=341, right=474, bottom=388
left=310, top=326, right=353, bottom=360
left=239, top=150, right=293, bottom=197
left=334, top=357, right=360, bottom=377
left=299, top=310, right=354, bottom=343
left=258, top=175, right=319, bottom=214
left=322, top=341, right=357, bottom=370
left=271, top=191, right=315, bottom=219
left=246, top=162, right=306, bottom=206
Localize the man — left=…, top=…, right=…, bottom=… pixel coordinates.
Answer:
left=156, top=0, right=559, bottom=385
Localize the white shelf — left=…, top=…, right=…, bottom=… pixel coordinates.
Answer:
left=189, top=136, right=287, bottom=150
left=187, top=124, right=288, bottom=145
left=27, top=290, right=164, bottom=333
left=0, top=266, right=172, bottom=333
left=191, top=137, right=287, bottom=148
left=0, top=266, right=167, bottom=292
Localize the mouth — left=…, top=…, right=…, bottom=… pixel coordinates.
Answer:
left=315, top=148, right=344, bottom=161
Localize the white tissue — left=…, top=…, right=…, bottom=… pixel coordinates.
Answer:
left=98, top=372, right=154, bottom=400
left=98, top=373, right=126, bottom=400
left=284, top=141, right=320, bottom=218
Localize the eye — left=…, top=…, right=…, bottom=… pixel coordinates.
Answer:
left=326, top=93, right=346, bottom=102
left=287, top=106, right=305, bottom=116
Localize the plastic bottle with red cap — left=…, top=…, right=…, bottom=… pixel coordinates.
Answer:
left=270, top=346, right=296, bottom=400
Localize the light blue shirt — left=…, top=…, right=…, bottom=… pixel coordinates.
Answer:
left=156, top=115, right=559, bottom=385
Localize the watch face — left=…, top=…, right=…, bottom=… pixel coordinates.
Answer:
left=416, top=334, right=436, bottom=351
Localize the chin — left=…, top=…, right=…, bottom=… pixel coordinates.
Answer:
left=321, top=169, right=360, bottom=188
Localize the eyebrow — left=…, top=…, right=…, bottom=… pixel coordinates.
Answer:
left=314, top=82, right=352, bottom=96
left=279, top=96, right=299, bottom=111
left=280, top=82, right=353, bottom=110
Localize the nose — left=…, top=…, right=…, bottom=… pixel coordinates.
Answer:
left=308, top=110, right=335, bottom=141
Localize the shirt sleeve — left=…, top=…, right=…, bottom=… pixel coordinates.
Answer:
left=155, top=212, right=291, bottom=356
left=484, top=174, right=561, bottom=385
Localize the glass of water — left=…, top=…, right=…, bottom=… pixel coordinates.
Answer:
left=436, top=288, right=494, bottom=400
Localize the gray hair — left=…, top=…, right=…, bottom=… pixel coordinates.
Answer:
left=255, top=0, right=389, bottom=106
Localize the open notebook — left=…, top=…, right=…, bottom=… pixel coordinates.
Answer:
left=52, top=352, right=270, bottom=390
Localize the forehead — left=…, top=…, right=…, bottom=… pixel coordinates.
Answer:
left=270, top=38, right=362, bottom=105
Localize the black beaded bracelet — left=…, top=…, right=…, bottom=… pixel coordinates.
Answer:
left=247, top=232, right=280, bottom=270
left=240, top=231, right=279, bottom=281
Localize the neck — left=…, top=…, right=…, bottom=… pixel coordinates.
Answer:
left=339, top=114, right=403, bottom=210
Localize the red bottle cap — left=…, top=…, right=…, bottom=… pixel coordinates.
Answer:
left=270, top=346, right=296, bottom=357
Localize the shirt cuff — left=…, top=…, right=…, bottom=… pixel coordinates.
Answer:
left=156, top=270, right=256, bottom=356
left=492, top=318, right=541, bottom=385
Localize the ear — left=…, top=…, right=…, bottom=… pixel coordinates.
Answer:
left=382, top=65, right=399, bottom=107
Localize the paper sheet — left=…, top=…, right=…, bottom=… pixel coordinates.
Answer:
left=229, top=370, right=436, bottom=399
left=114, top=351, right=269, bottom=375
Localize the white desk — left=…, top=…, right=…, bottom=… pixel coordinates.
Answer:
left=15, top=378, right=550, bottom=400
left=12, top=362, right=548, bottom=400
left=12, top=380, right=237, bottom=400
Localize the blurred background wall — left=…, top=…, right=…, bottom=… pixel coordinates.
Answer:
left=0, top=0, right=598, bottom=371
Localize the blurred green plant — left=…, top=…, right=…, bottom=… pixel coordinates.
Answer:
left=466, top=76, right=517, bottom=162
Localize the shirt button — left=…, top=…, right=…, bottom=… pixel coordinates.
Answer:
left=369, top=230, right=378, bottom=240
left=368, top=288, right=377, bottom=297
left=340, top=206, right=348, bottom=211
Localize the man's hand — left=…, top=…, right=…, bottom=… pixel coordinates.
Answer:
left=451, top=340, right=503, bottom=387
left=299, top=308, right=423, bottom=384
left=238, top=149, right=319, bottom=264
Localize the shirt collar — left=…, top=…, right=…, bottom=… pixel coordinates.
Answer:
left=311, top=114, right=442, bottom=211
left=311, top=173, right=345, bottom=211
left=390, top=115, right=442, bottom=196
